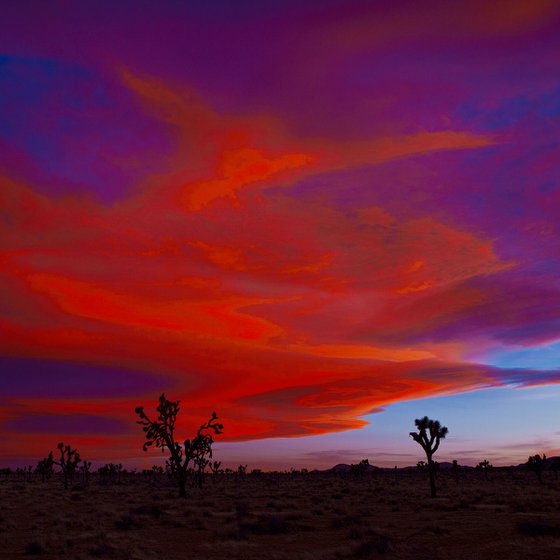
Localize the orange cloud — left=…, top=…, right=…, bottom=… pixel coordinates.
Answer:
left=118, top=71, right=497, bottom=213
left=180, top=147, right=314, bottom=211
left=0, top=72, right=529, bottom=463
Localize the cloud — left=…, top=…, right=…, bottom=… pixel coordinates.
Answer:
left=0, top=357, right=174, bottom=399
left=1, top=60, right=559, bottom=464
left=3, top=413, right=130, bottom=435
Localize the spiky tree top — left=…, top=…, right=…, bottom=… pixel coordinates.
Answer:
left=135, top=394, right=180, bottom=453
left=135, top=393, right=223, bottom=471
left=56, top=442, right=81, bottom=471
left=409, top=416, right=448, bottom=458
left=527, top=453, right=546, bottom=471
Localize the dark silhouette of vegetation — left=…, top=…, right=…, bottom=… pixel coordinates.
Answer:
left=135, top=393, right=223, bottom=497
left=98, top=463, right=123, bottom=484
left=35, top=452, right=54, bottom=483
left=526, top=453, right=546, bottom=484
left=476, top=459, right=492, bottom=480
left=409, top=416, right=448, bottom=497
left=350, top=459, right=370, bottom=477
left=54, top=442, right=81, bottom=489
left=79, top=460, right=92, bottom=484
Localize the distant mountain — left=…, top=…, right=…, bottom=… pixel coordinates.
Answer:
left=330, top=463, right=351, bottom=473
left=327, top=458, right=560, bottom=473
left=329, top=463, right=379, bottom=473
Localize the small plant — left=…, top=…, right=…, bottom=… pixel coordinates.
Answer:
left=135, top=393, right=223, bottom=498
left=54, top=442, right=81, bottom=490
left=526, top=453, right=546, bottom=484
left=410, top=416, right=448, bottom=497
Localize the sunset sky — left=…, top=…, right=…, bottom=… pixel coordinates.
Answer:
left=1, top=0, right=560, bottom=470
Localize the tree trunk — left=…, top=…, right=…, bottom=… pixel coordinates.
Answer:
left=178, top=469, right=187, bottom=498
left=428, top=457, right=436, bottom=498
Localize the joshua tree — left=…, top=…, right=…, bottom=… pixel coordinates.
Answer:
left=54, top=442, right=81, bottom=490
left=98, top=463, right=123, bottom=485
left=410, top=416, right=448, bottom=498
left=476, top=459, right=492, bottom=480
left=192, top=430, right=216, bottom=488
left=135, top=393, right=223, bottom=498
left=351, top=459, right=370, bottom=477
left=79, top=460, right=92, bottom=485
left=527, top=453, right=546, bottom=484
left=36, top=452, right=54, bottom=483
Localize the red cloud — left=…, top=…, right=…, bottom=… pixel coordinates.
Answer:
left=0, top=72, right=553, bottom=462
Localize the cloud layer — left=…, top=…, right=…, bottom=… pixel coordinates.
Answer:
left=1, top=0, right=560, bottom=464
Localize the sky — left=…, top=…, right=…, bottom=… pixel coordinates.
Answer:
left=1, top=0, right=560, bottom=469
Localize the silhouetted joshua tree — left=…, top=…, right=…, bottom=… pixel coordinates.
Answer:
left=79, top=460, right=92, bottom=485
left=210, top=460, right=222, bottom=476
left=36, top=452, right=54, bottom=483
left=410, top=416, right=448, bottom=497
left=192, top=429, right=216, bottom=489
left=54, top=442, right=81, bottom=490
left=351, top=459, right=370, bottom=477
left=527, top=453, right=546, bottom=484
left=476, top=459, right=492, bottom=480
left=135, top=393, right=223, bottom=498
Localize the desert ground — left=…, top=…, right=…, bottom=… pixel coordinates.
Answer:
left=1, top=468, right=559, bottom=560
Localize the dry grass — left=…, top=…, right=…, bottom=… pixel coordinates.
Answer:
left=1, top=469, right=559, bottom=559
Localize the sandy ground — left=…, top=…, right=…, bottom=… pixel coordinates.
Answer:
left=1, top=469, right=559, bottom=559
